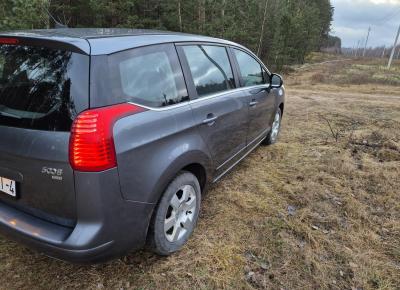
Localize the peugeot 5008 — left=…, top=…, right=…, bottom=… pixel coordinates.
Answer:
left=0, top=28, right=285, bottom=263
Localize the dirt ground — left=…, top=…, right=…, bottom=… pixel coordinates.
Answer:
left=0, top=57, right=399, bottom=290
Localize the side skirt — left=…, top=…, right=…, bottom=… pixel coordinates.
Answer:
left=212, top=135, right=267, bottom=183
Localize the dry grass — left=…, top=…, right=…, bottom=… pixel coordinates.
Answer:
left=0, top=56, right=399, bottom=290
left=287, top=55, right=400, bottom=96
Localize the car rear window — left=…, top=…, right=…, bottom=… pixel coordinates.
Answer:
left=0, top=44, right=89, bottom=131
left=90, top=43, right=188, bottom=108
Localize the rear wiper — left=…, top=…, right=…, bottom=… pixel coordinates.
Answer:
left=0, top=106, right=22, bottom=119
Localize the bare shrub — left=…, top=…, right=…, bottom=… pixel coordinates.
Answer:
left=347, top=73, right=372, bottom=85
left=310, top=73, right=325, bottom=84
left=318, top=113, right=363, bottom=143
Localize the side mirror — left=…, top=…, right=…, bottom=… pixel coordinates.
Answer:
left=270, top=73, right=283, bottom=88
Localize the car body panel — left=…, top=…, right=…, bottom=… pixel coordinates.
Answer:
left=0, top=128, right=76, bottom=224
left=0, top=168, right=153, bottom=263
left=88, top=34, right=241, bottom=56
left=113, top=105, right=213, bottom=203
left=245, top=85, right=276, bottom=144
left=188, top=90, right=249, bottom=176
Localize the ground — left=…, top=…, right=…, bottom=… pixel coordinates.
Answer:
left=0, top=56, right=399, bottom=290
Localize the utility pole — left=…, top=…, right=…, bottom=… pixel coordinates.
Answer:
left=388, top=24, right=400, bottom=69
left=363, top=27, right=371, bottom=57
left=397, top=46, right=400, bottom=59
left=381, top=46, right=386, bottom=58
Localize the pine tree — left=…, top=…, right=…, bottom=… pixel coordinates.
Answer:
left=1, top=0, right=335, bottom=69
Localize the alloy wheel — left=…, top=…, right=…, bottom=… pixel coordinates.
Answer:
left=164, top=185, right=197, bottom=242
left=270, top=110, right=281, bottom=142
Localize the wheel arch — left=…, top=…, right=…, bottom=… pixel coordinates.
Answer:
left=151, top=150, right=213, bottom=206
left=182, top=163, right=208, bottom=192
left=279, top=102, right=284, bottom=115
left=145, top=152, right=212, bottom=245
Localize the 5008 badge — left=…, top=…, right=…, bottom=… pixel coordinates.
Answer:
left=41, top=167, right=63, bottom=181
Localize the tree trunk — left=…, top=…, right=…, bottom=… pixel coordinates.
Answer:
left=178, top=0, right=182, bottom=32
left=257, top=0, right=269, bottom=57
left=198, top=0, right=205, bottom=33
left=221, top=0, right=226, bottom=37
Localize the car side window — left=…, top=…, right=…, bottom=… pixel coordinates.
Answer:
left=233, top=49, right=264, bottom=87
left=109, top=44, right=189, bottom=108
left=182, top=45, right=235, bottom=97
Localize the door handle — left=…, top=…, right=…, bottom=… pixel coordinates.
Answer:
left=202, top=114, right=218, bottom=125
left=249, top=100, right=258, bottom=107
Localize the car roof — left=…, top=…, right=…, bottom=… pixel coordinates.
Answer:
left=0, top=28, right=245, bottom=55
left=1, top=28, right=188, bottom=39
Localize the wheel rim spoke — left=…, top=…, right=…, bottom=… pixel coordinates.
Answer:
left=164, top=214, right=176, bottom=232
left=180, top=185, right=190, bottom=202
left=271, top=112, right=280, bottom=139
left=170, top=194, right=181, bottom=210
left=171, top=222, right=183, bottom=242
left=181, top=215, right=192, bottom=228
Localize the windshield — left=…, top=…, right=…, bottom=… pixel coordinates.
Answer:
left=0, top=44, right=89, bottom=131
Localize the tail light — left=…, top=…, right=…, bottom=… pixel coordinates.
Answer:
left=69, top=103, right=146, bottom=172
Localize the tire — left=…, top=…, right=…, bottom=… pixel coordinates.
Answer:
left=263, top=107, right=282, bottom=145
left=148, top=171, right=201, bottom=256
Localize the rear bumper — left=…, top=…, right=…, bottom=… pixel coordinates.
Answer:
left=0, top=169, right=155, bottom=263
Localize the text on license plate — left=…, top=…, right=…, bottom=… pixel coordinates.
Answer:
left=0, top=176, right=16, bottom=197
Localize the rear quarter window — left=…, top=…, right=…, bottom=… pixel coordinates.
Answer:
left=0, top=44, right=89, bottom=131
left=91, top=44, right=188, bottom=108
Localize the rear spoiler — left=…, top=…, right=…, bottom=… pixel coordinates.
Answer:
left=0, top=34, right=90, bottom=55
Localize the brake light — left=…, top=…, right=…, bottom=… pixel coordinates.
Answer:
left=69, top=103, right=146, bottom=172
left=0, top=38, right=19, bottom=45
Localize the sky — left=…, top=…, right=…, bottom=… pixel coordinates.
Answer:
left=331, top=0, right=400, bottom=48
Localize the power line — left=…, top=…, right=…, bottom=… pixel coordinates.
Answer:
left=374, top=7, right=400, bottom=26
left=352, top=7, right=400, bottom=51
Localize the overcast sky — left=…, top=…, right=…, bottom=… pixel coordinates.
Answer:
left=331, top=0, right=400, bottom=48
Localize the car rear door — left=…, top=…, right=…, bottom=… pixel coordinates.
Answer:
left=177, top=44, right=249, bottom=178
left=0, top=38, right=89, bottom=226
left=231, top=48, right=275, bottom=146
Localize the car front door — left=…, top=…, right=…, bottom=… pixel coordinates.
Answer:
left=231, top=48, right=275, bottom=146
left=177, top=44, right=249, bottom=178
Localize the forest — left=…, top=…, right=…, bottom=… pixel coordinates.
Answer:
left=0, top=0, right=334, bottom=69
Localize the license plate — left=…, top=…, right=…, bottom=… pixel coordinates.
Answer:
left=0, top=176, right=16, bottom=197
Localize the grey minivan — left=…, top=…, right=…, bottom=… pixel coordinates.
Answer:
left=0, top=28, right=285, bottom=263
